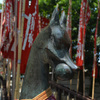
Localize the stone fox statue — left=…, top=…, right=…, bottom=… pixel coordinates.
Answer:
left=20, top=6, right=78, bottom=99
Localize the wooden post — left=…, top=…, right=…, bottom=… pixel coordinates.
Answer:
left=12, top=0, right=18, bottom=99
left=1, top=1, right=6, bottom=80
left=82, top=2, right=85, bottom=96
left=3, top=58, right=6, bottom=80
left=0, top=0, right=4, bottom=46
left=92, top=1, right=99, bottom=99
left=14, top=0, right=26, bottom=99
left=77, top=70, right=80, bottom=92
left=92, top=43, right=98, bottom=99
left=57, top=89, right=61, bottom=100
left=14, top=0, right=22, bottom=98
left=92, top=66, right=96, bottom=99
left=6, top=59, right=11, bottom=98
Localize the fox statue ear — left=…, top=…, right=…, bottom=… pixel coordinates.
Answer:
left=50, top=4, right=59, bottom=26
left=59, top=11, right=66, bottom=28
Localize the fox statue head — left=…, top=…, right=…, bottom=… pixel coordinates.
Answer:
left=46, top=5, right=78, bottom=80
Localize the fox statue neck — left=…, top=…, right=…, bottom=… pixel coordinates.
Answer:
left=20, top=52, right=50, bottom=99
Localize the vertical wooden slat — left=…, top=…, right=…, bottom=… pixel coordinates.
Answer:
left=57, top=89, right=61, bottom=100
left=12, top=0, right=18, bottom=99
left=92, top=1, right=99, bottom=98
left=0, top=0, right=4, bottom=46
left=3, top=59, right=6, bottom=80
left=77, top=70, right=80, bottom=92
left=67, top=93, right=70, bottom=100
left=82, top=0, right=85, bottom=95
left=14, top=0, right=22, bottom=98
left=6, top=59, right=11, bottom=100
left=2, top=0, right=6, bottom=81
left=14, top=0, right=26, bottom=99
